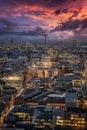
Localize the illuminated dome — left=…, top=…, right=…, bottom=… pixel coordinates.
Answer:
left=41, top=54, right=52, bottom=69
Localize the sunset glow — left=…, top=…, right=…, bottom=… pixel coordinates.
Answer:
left=0, top=0, right=87, bottom=40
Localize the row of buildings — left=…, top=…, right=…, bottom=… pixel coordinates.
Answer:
left=0, top=40, right=87, bottom=129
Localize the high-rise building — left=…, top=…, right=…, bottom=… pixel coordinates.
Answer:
left=65, top=89, right=78, bottom=108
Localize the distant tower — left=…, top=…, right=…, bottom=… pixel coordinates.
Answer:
left=44, top=34, right=47, bottom=49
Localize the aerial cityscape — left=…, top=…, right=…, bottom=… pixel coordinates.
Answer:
left=0, top=0, right=87, bottom=130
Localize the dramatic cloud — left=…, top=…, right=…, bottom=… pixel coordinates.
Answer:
left=0, top=23, right=47, bottom=36
left=0, top=18, right=18, bottom=33
left=50, top=18, right=87, bottom=40
left=0, top=0, right=87, bottom=40
left=51, top=18, right=87, bottom=32
left=62, top=8, right=69, bottom=13
left=55, top=9, right=61, bottom=16
left=19, top=26, right=47, bottom=36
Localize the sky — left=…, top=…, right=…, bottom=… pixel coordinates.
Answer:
left=0, top=0, right=87, bottom=40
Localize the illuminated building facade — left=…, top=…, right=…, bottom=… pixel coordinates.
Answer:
left=23, top=54, right=59, bottom=88
left=56, top=113, right=86, bottom=128
left=2, top=74, right=23, bottom=88
left=3, top=105, right=54, bottom=129
left=34, top=54, right=59, bottom=78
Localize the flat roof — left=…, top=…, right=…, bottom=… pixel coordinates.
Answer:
left=16, top=88, right=43, bottom=100
left=31, top=91, right=65, bottom=104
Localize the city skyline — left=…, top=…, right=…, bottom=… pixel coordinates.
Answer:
left=0, top=1, right=87, bottom=130
left=0, top=0, right=87, bottom=40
